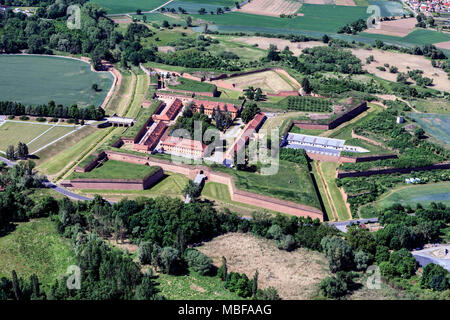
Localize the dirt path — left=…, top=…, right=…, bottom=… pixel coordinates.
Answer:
left=315, top=161, right=338, bottom=222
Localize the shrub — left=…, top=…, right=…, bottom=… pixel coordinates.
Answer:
left=8, top=115, right=15, bottom=119
left=184, top=248, right=213, bottom=275
left=19, top=115, right=29, bottom=121
left=36, top=117, right=46, bottom=122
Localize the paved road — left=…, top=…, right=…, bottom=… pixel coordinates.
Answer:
left=328, top=218, right=379, bottom=232
left=1, top=155, right=93, bottom=201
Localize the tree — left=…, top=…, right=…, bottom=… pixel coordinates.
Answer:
left=255, top=287, right=281, bottom=300
left=159, top=247, right=179, bottom=275
left=183, top=180, right=202, bottom=200
left=354, top=250, right=371, bottom=271
left=414, top=128, right=425, bottom=139
left=136, top=9, right=142, bottom=15
left=134, top=274, right=160, bottom=300
left=421, top=263, right=449, bottom=291
left=321, top=236, right=354, bottom=272
left=345, top=225, right=376, bottom=254
left=186, top=16, right=193, bottom=27
left=375, top=245, right=390, bottom=264
left=6, top=145, right=15, bottom=160
left=319, top=272, right=351, bottom=299
left=240, top=103, right=260, bottom=124
left=252, top=270, right=258, bottom=297
left=322, top=34, right=329, bottom=43
left=138, top=241, right=153, bottom=265
left=11, top=270, right=21, bottom=300
left=267, top=44, right=280, bottom=61
left=218, top=256, right=228, bottom=281
left=17, top=142, right=29, bottom=159
left=301, top=77, right=312, bottom=94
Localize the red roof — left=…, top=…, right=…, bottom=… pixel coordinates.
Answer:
left=161, top=135, right=206, bottom=152
left=193, top=99, right=239, bottom=113
left=153, top=99, right=182, bottom=122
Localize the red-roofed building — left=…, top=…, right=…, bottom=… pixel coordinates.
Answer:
left=160, top=132, right=206, bottom=158
left=152, top=99, right=183, bottom=122
left=191, top=100, right=240, bottom=119
left=133, top=121, right=167, bottom=152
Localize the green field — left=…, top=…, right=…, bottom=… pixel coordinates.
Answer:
left=0, top=218, right=75, bottom=289
left=0, top=55, right=113, bottom=107
left=215, top=160, right=321, bottom=209
left=412, top=98, right=450, bottom=114
left=0, top=121, right=76, bottom=154
left=156, top=270, right=243, bottom=300
left=361, top=29, right=450, bottom=46
left=69, top=160, right=160, bottom=180
left=407, top=113, right=450, bottom=145
left=92, top=0, right=168, bottom=14
left=377, top=182, right=450, bottom=208
left=192, top=4, right=370, bottom=34
left=167, top=76, right=216, bottom=93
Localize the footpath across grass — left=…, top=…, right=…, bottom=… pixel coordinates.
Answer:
left=0, top=218, right=75, bottom=289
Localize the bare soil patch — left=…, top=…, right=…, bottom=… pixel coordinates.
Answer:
left=197, top=232, right=330, bottom=300
left=435, top=41, right=450, bottom=50
left=352, top=48, right=450, bottom=93
left=232, top=36, right=326, bottom=56
left=158, top=46, right=176, bottom=53
left=237, top=0, right=302, bottom=17
left=364, top=18, right=416, bottom=37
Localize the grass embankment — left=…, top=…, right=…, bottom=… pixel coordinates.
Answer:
left=0, top=218, right=75, bottom=289
left=78, top=173, right=189, bottom=200
left=213, top=160, right=321, bottom=209
left=0, top=122, right=51, bottom=152
left=69, top=160, right=160, bottom=180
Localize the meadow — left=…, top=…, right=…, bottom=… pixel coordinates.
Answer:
left=407, top=112, right=450, bottom=145
left=0, top=218, right=75, bottom=289
left=361, top=28, right=450, bottom=46
left=369, top=1, right=407, bottom=17
left=0, top=121, right=76, bottom=154
left=92, top=0, right=168, bottom=14
left=0, top=55, right=113, bottom=107
left=377, top=182, right=450, bottom=208
left=167, top=76, right=217, bottom=93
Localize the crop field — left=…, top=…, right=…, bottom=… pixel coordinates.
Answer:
left=192, top=4, right=370, bottom=34
left=407, top=113, right=450, bottom=145
left=92, top=0, right=168, bottom=14
left=218, top=70, right=295, bottom=93
left=377, top=182, right=450, bottom=208
left=161, top=1, right=230, bottom=14
left=0, top=121, right=77, bottom=154
left=0, top=218, right=75, bottom=289
left=0, top=55, right=113, bottom=107
left=362, top=28, right=450, bottom=46
left=238, top=0, right=303, bottom=17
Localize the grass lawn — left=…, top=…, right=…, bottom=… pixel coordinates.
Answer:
left=376, top=182, right=450, bottom=208
left=214, top=160, right=321, bottom=209
left=0, top=121, right=51, bottom=152
left=92, top=0, right=168, bottom=14
left=27, top=126, right=76, bottom=154
left=0, top=55, right=113, bottom=107
left=156, top=270, right=243, bottom=300
left=70, top=160, right=160, bottom=180
left=37, top=127, right=113, bottom=177
left=126, top=72, right=149, bottom=118
left=105, top=70, right=133, bottom=116
left=0, top=218, right=75, bottom=289
left=311, top=162, right=334, bottom=221
left=208, top=36, right=266, bottom=62
left=79, top=172, right=189, bottom=199
left=167, top=76, right=217, bottom=93
left=201, top=181, right=282, bottom=216
left=290, top=125, right=326, bottom=136
left=320, top=161, right=351, bottom=221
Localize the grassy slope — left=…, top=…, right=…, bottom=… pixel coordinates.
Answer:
left=27, top=126, right=75, bottom=153
left=0, top=218, right=75, bottom=289
left=167, top=77, right=216, bottom=92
